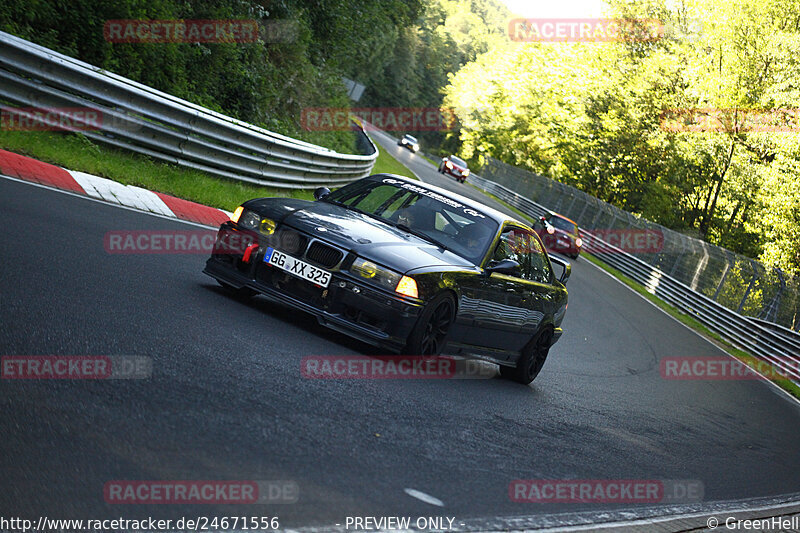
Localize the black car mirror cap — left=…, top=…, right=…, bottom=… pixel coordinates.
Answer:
left=485, top=258, right=521, bottom=276
left=548, top=254, right=572, bottom=285
left=314, top=187, right=331, bottom=200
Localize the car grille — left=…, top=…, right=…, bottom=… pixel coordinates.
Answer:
left=275, top=229, right=307, bottom=256
left=306, top=241, right=343, bottom=269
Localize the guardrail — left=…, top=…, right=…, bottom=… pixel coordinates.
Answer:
left=0, top=31, right=377, bottom=189
left=468, top=173, right=800, bottom=387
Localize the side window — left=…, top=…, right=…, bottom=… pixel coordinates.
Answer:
left=491, top=228, right=528, bottom=277
left=527, top=233, right=553, bottom=284
left=493, top=229, right=553, bottom=283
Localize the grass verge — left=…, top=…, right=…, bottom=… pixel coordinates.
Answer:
left=471, top=182, right=800, bottom=400
left=0, top=130, right=317, bottom=210
left=0, top=130, right=421, bottom=211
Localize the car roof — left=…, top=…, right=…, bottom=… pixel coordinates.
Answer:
left=368, top=173, right=525, bottom=226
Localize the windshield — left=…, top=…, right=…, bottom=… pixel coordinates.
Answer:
left=326, top=178, right=498, bottom=263
left=404, top=135, right=418, bottom=143
left=548, top=215, right=577, bottom=234
left=450, top=156, right=467, bottom=167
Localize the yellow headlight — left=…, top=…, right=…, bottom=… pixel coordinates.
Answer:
left=353, top=260, right=378, bottom=279
left=231, top=206, right=244, bottom=223
left=395, top=276, right=418, bottom=298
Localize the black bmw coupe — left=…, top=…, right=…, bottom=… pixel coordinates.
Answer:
left=204, top=174, right=570, bottom=384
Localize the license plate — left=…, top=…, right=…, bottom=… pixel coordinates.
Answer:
left=264, top=247, right=331, bottom=288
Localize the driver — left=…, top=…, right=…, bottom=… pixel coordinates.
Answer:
left=458, top=222, right=493, bottom=257
left=395, top=208, right=416, bottom=227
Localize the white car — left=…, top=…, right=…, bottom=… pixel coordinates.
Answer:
left=398, top=134, right=420, bottom=152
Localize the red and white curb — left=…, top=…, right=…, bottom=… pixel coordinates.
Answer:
left=0, top=148, right=232, bottom=227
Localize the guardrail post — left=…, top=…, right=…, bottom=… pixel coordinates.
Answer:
left=737, top=266, right=758, bottom=313
left=712, top=254, right=732, bottom=301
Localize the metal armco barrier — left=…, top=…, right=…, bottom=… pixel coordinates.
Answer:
left=468, top=173, right=800, bottom=387
left=0, top=31, right=377, bottom=189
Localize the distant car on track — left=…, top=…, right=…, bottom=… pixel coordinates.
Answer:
left=398, top=134, right=419, bottom=152
left=204, top=174, right=571, bottom=384
left=533, top=212, right=583, bottom=259
left=438, top=155, right=469, bottom=183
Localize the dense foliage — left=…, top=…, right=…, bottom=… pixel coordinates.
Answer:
left=444, top=0, right=800, bottom=275
left=0, top=0, right=506, bottom=153
left=0, top=0, right=428, bottom=153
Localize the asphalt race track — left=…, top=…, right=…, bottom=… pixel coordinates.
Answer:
left=2, top=160, right=800, bottom=529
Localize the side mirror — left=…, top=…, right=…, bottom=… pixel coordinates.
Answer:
left=314, top=187, right=331, bottom=200
left=548, top=255, right=571, bottom=285
left=540, top=215, right=547, bottom=223
left=486, top=258, right=521, bottom=276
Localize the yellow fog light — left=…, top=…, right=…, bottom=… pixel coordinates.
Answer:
left=259, top=217, right=277, bottom=235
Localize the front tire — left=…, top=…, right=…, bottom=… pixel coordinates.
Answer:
left=500, top=327, right=553, bottom=384
left=404, top=293, right=456, bottom=355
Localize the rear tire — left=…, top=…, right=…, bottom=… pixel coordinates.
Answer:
left=500, top=327, right=553, bottom=384
left=404, top=293, right=456, bottom=355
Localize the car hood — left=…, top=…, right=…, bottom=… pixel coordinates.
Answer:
left=282, top=201, right=473, bottom=273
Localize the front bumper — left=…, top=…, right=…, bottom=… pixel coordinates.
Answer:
left=203, top=224, right=423, bottom=352
left=442, top=167, right=467, bottom=180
